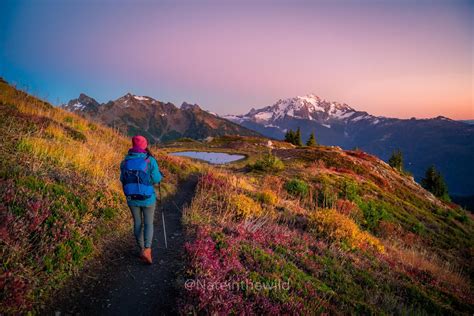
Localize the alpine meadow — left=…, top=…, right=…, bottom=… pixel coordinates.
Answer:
left=1, top=1, right=473, bottom=315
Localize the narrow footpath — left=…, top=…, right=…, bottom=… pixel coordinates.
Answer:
left=51, top=177, right=197, bottom=316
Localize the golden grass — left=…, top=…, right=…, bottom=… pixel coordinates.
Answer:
left=387, top=244, right=469, bottom=292
left=44, top=124, right=66, bottom=140
left=8, top=88, right=126, bottom=147
left=310, top=209, right=385, bottom=253
left=14, top=96, right=85, bottom=129
left=256, top=189, right=278, bottom=206
left=21, top=136, right=124, bottom=191
left=229, top=174, right=256, bottom=192
left=228, top=193, right=263, bottom=219
left=12, top=97, right=130, bottom=193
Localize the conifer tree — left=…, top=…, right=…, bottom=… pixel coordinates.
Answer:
left=306, top=132, right=317, bottom=147
left=421, top=165, right=450, bottom=202
left=284, top=129, right=295, bottom=144
left=295, top=127, right=303, bottom=146
left=388, top=149, right=403, bottom=171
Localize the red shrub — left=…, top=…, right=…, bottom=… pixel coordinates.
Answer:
left=335, top=199, right=356, bottom=216
left=26, top=199, right=51, bottom=232
left=0, top=271, right=32, bottom=311
left=376, top=220, right=402, bottom=239
left=331, top=167, right=356, bottom=176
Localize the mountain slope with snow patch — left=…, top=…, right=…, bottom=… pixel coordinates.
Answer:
left=226, top=94, right=474, bottom=196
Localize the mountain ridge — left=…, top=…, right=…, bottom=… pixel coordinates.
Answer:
left=225, top=94, right=460, bottom=128
left=225, top=94, right=474, bottom=196
left=1, top=78, right=473, bottom=314
left=63, top=93, right=260, bottom=143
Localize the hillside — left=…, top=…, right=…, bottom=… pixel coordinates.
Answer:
left=0, top=79, right=196, bottom=313
left=63, top=93, right=260, bottom=143
left=1, top=80, right=472, bottom=314
left=226, top=94, right=474, bottom=196
left=164, top=137, right=474, bottom=314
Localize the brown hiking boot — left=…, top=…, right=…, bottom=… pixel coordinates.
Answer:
left=142, top=248, right=152, bottom=264
left=139, top=248, right=146, bottom=261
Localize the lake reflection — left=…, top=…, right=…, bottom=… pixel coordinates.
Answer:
left=169, top=151, right=245, bottom=164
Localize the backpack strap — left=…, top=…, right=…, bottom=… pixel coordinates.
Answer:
left=144, top=153, right=152, bottom=174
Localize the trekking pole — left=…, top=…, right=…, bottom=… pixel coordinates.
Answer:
left=159, top=183, right=168, bottom=249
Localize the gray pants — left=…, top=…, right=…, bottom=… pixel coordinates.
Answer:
left=129, top=204, right=155, bottom=249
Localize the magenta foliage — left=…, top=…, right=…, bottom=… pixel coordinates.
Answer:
left=0, top=271, right=31, bottom=311
left=181, top=219, right=328, bottom=315
left=183, top=225, right=246, bottom=314
left=26, top=199, right=51, bottom=232
left=199, top=172, right=230, bottom=192
left=0, top=178, right=73, bottom=312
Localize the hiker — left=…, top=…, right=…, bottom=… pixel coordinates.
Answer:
left=120, top=135, right=162, bottom=264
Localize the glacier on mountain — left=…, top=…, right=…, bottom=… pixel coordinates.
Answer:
left=133, top=95, right=149, bottom=101
left=226, top=94, right=359, bottom=124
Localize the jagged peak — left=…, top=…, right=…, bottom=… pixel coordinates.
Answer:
left=296, top=93, right=321, bottom=103
left=434, top=115, right=452, bottom=121
left=114, top=92, right=133, bottom=101
left=77, top=93, right=98, bottom=103
left=64, top=93, right=100, bottom=111
left=226, top=93, right=360, bottom=124
left=181, top=102, right=201, bottom=111
left=78, top=92, right=91, bottom=98
left=113, top=93, right=156, bottom=104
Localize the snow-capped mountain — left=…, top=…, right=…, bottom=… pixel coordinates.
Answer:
left=226, top=94, right=474, bottom=196
left=226, top=94, right=389, bottom=131
left=64, top=93, right=100, bottom=113
left=62, top=93, right=259, bottom=143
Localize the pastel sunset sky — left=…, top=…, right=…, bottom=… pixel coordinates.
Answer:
left=1, top=0, right=472, bottom=119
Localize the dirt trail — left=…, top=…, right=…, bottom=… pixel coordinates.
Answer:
left=51, top=177, right=197, bottom=316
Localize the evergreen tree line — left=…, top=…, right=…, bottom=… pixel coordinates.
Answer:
left=284, top=127, right=317, bottom=147
left=388, top=149, right=450, bottom=202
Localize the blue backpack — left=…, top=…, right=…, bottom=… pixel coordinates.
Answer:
left=121, top=155, right=155, bottom=201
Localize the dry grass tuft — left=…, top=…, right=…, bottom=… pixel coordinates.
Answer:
left=310, top=209, right=385, bottom=253
left=386, top=244, right=470, bottom=294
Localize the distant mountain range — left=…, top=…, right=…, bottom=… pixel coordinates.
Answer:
left=225, top=94, right=474, bottom=196
left=63, top=92, right=474, bottom=196
left=63, top=93, right=259, bottom=143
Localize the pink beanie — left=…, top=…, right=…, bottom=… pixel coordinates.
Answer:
left=132, top=135, right=148, bottom=150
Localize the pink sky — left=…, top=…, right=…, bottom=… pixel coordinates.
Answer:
left=1, top=1, right=472, bottom=119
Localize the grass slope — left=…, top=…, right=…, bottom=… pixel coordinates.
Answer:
left=170, top=136, right=474, bottom=314
left=0, top=80, right=198, bottom=313
left=1, top=79, right=472, bottom=314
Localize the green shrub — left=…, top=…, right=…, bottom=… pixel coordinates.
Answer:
left=284, top=178, right=309, bottom=198
left=64, top=116, right=73, bottom=123
left=412, top=222, right=426, bottom=235
left=256, top=189, right=278, bottom=205
left=340, top=179, right=359, bottom=201
left=101, top=207, right=116, bottom=220
left=17, top=138, right=33, bottom=153
left=358, top=200, right=389, bottom=232
left=250, top=153, right=284, bottom=173
left=66, top=128, right=87, bottom=142
left=454, top=210, right=469, bottom=223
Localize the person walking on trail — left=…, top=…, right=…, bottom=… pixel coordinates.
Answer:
left=120, top=135, right=162, bottom=264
